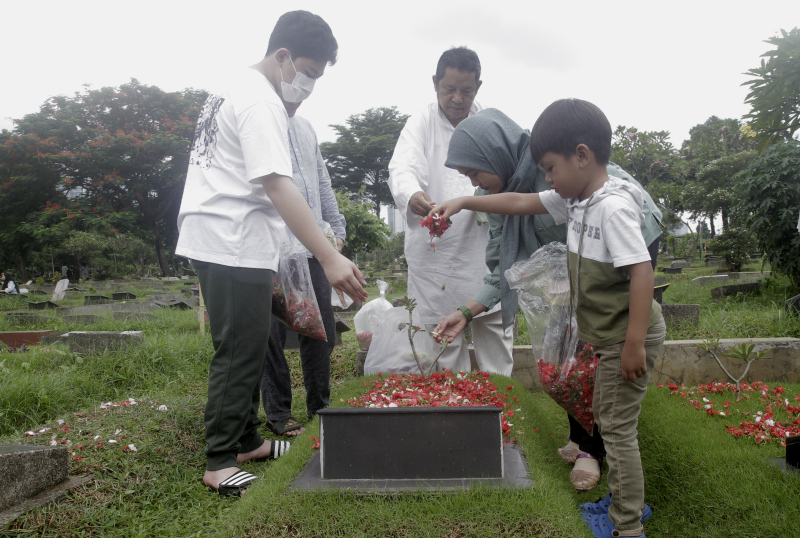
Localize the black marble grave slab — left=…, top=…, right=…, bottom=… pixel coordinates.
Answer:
left=317, top=407, right=502, bottom=480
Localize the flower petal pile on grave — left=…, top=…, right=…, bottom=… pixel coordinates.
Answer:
left=658, top=381, right=800, bottom=446
left=347, top=370, right=520, bottom=440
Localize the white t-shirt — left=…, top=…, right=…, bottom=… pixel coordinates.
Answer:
left=176, top=68, right=292, bottom=270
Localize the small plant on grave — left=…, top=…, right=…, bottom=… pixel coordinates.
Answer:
left=403, top=297, right=448, bottom=375
left=697, top=339, right=768, bottom=400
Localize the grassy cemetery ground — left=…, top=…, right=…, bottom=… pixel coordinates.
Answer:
left=1, top=269, right=799, bottom=536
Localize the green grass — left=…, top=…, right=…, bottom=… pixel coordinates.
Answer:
left=2, top=276, right=800, bottom=536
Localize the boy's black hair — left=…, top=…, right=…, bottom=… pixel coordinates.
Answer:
left=266, top=10, right=338, bottom=65
left=529, top=98, right=612, bottom=165
left=434, top=47, right=481, bottom=85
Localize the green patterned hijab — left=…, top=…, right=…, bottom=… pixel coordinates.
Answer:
left=445, top=108, right=566, bottom=328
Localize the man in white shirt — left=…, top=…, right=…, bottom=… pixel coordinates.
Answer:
left=387, top=47, right=514, bottom=375
left=175, top=10, right=366, bottom=496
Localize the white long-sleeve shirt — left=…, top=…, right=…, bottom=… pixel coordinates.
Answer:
left=388, top=102, right=500, bottom=324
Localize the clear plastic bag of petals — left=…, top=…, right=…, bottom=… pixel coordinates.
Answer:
left=505, top=242, right=597, bottom=432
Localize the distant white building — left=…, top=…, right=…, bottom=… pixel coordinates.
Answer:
left=380, top=204, right=407, bottom=235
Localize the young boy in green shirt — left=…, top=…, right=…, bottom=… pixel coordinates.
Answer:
left=433, top=98, right=665, bottom=538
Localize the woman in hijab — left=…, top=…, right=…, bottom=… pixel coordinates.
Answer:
left=432, top=108, right=662, bottom=491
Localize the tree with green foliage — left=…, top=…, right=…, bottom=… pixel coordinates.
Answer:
left=743, top=27, right=800, bottom=150
left=707, top=227, right=757, bottom=272
left=321, top=107, right=409, bottom=216
left=334, top=189, right=390, bottom=259
left=0, top=130, right=70, bottom=279
left=735, top=140, right=800, bottom=286
left=9, top=79, right=207, bottom=276
left=610, top=126, right=677, bottom=187
left=682, top=151, right=758, bottom=235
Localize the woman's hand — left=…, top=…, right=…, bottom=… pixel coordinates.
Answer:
left=428, top=198, right=465, bottom=221
left=431, top=310, right=468, bottom=344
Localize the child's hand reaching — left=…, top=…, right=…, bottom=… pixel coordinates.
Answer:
left=428, top=198, right=466, bottom=221
left=620, top=341, right=647, bottom=383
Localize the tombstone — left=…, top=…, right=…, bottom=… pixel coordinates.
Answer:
left=710, top=282, right=762, bottom=299
left=27, top=301, right=58, bottom=310
left=663, top=267, right=682, bottom=274
left=111, top=292, right=137, bottom=301
left=661, top=304, right=700, bottom=328
left=653, top=283, right=670, bottom=304
left=0, top=444, right=86, bottom=523
left=705, top=257, right=726, bottom=268
left=671, top=260, right=690, bottom=269
left=692, top=275, right=729, bottom=286
left=154, top=300, right=195, bottom=310
left=391, top=297, right=407, bottom=307
left=182, top=281, right=197, bottom=286
left=68, top=331, right=144, bottom=353
left=62, top=315, right=99, bottom=325
left=0, top=330, right=53, bottom=348
left=146, top=293, right=186, bottom=303
left=51, top=279, right=70, bottom=302
left=788, top=435, right=800, bottom=469
left=5, top=313, right=48, bottom=325
left=654, top=276, right=667, bottom=286
left=83, top=295, right=111, bottom=305
left=112, top=311, right=154, bottom=322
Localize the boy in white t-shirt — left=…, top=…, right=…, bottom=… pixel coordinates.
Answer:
left=175, top=10, right=366, bottom=496
left=433, top=99, right=665, bottom=538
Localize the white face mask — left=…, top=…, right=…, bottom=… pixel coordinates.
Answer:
left=280, top=57, right=315, bottom=103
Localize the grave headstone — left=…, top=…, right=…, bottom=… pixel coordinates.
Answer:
left=317, top=407, right=503, bottom=480
left=710, top=282, right=762, bottom=299
left=692, top=275, right=729, bottom=286
left=111, top=292, right=137, bottom=301
left=26, top=301, right=58, bottom=310
left=391, top=297, right=407, bottom=307
left=5, top=313, right=48, bottom=325
left=51, top=279, right=70, bottom=302
left=42, top=332, right=69, bottom=345
left=146, top=293, right=186, bottom=303
left=0, top=444, right=67, bottom=512
left=0, top=330, right=53, bottom=348
left=663, top=267, right=682, bottom=274
left=83, top=295, right=111, bottom=305
left=661, top=304, right=700, bottom=328
left=653, top=283, right=670, bottom=304
left=154, top=299, right=196, bottom=310
left=705, top=257, right=726, bottom=268
left=671, top=260, right=690, bottom=269
left=68, top=331, right=144, bottom=353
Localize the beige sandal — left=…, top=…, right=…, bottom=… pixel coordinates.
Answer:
left=570, top=453, right=602, bottom=491
left=557, top=440, right=582, bottom=464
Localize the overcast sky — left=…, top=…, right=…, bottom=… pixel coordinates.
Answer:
left=2, top=1, right=797, bottom=149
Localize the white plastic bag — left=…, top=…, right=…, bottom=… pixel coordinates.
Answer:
left=363, top=306, right=443, bottom=375
left=331, top=290, right=354, bottom=309
left=352, top=279, right=392, bottom=350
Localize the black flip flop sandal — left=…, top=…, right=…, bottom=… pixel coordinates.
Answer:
left=266, top=417, right=304, bottom=436
left=208, top=470, right=257, bottom=496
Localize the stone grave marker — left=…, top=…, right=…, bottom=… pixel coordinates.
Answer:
left=671, top=260, right=690, bottom=269
left=154, top=299, right=197, bottom=310
left=83, top=295, right=111, bottom=305
left=111, top=292, right=137, bottom=301
left=710, top=282, right=762, bottom=299
left=661, top=304, right=700, bottom=328
left=653, top=283, right=670, bottom=304
left=5, top=313, right=48, bottom=325
left=692, top=275, right=729, bottom=286
left=0, top=444, right=89, bottom=526
left=145, top=293, right=186, bottom=303
left=663, top=267, right=682, bottom=274
left=0, top=330, right=53, bottom=348
left=68, top=331, right=144, bottom=353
